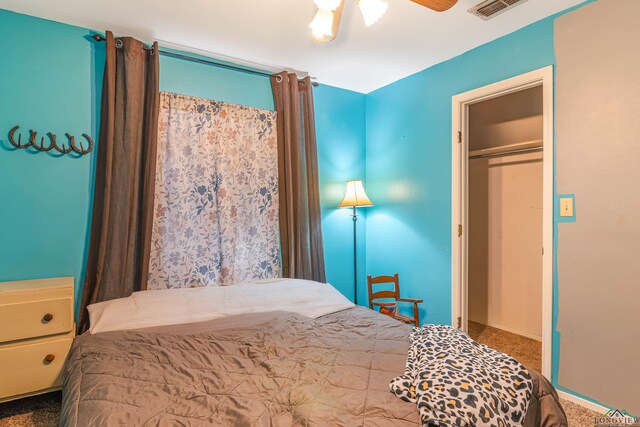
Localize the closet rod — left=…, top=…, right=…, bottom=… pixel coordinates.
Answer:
left=469, top=140, right=543, bottom=160
left=90, top=34, right=319, bottom=86
left=469, top=146, right=542, bottom=160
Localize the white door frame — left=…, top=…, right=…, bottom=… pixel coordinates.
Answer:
left=451, top=66, right=554, bottom=378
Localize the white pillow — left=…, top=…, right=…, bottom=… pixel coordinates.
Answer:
left=88, top=278, right=354, bottom=334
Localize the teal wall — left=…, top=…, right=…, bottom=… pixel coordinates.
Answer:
left=365, top=1, right=602, bottom=406
left=314, top=85, right=367, bottom=302
left=0, top=10, right=99, bottom=310
left=365, top=16, right=557, bottom=325
left=0, top=9, right=366, bottom=309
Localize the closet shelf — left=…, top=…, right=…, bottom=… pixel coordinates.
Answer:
left=469, top=140, right=543, bottom=160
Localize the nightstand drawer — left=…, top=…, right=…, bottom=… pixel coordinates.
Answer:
left=0, top=297, right=73, bottom=343
left=0, top=337, right=73, bottom=399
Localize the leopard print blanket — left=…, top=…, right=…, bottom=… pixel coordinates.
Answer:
left=390, top=325, right=533, bottom=427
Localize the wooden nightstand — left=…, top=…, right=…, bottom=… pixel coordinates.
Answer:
left=0, top=277, right=75, bottom=403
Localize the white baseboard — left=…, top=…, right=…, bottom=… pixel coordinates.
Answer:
left=469, top=318, right=542, bottom=342
left=557, top=390, right=609, bottom=414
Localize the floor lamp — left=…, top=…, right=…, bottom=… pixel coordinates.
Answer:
left=338, top=180, right=373, bottom=305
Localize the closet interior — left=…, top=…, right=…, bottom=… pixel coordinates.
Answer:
left=467, top=86, right=544, bottom=371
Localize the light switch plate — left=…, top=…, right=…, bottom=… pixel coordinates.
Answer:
left=557, top=194, right=576, bottom=222
left=560, top=197, right=574, bottom=217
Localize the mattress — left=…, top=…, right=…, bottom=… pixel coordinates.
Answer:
left=60, top=307, right=566, bottom=426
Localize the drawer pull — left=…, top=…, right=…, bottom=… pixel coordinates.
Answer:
left=42, top=313, right=54, bottom=323
left=44, top=354, right=56, bottom=364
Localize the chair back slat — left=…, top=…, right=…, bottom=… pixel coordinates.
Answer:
left=370, top=290, right=397, bottom=300
left=367, top=273, right=400, bottom=309
left=369, top=275, right=397, bottom=285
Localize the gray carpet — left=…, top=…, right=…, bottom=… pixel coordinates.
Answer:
left=0, top=392, right=60, bottom=427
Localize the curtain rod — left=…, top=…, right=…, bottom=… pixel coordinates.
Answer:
left=90, top=34, right=318, bottom=86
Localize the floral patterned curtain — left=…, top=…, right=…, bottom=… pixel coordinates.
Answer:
left=147, top=92, right=280, bottom=289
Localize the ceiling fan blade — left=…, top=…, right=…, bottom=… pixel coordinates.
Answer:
left=409, top=0, right=458, bottom=12
left=315, top=0, right=346, bottom=43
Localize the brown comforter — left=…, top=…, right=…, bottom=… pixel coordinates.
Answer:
left=61, top=307, right=566, bottom=426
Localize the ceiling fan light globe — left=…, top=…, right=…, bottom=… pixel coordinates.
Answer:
left=309, top=9, right=335, bottom=39
left=314, top=0, right=342, bottom=12
left=357, top=0, right=388, bottom=26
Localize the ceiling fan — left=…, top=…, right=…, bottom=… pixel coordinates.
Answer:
left=309, top=0, right=458, bottom=42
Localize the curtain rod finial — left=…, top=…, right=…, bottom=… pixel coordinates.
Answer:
left=92, top=34, right=105, bottom=42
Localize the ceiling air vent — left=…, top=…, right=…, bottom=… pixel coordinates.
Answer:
left=468, top=0, right=530, bottom=20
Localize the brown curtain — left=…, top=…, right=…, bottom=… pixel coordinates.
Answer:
left=78, top=31, right=160, bottom=333
left=270, top=72, right=326, bottom=283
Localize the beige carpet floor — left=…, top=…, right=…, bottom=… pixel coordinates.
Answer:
left=468, top=321, right=543, bottom=372
left=468, top=321, right=602, bottom=427
left=0, top=325, right=601, bottom=426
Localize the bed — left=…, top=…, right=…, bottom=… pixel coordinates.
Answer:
left=60, top=280, right=566, bottom=426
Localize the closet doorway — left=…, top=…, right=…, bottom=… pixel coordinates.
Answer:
left=451, top=67, right=553, bottom=378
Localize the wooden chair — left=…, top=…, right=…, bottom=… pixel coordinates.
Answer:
left=367, top=273, right=423, bottom=327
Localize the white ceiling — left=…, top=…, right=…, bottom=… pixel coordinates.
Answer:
left=0, top=0, right=584, bottom=93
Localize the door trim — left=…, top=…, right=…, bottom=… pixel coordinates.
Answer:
left=451, top=66, right=554, bottom=378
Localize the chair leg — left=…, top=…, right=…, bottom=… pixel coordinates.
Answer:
left=413, top=303, right=419, bottom=327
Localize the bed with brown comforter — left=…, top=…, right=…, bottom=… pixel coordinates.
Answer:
left=61, top=307, right=566, bottom=426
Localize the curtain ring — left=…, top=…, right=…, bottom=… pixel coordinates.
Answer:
left=275, top=74, right=283, bottom=83
left=115, top=39, right=123, bottom=49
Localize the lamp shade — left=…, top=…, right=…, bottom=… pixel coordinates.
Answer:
left=356, top=0, right=388, bottom=26
left=309, top=9, right=335, bottom=39
left=338, top=180, right=374, bottom=208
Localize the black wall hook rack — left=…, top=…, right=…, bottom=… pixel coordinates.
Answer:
left=8, top=125, right=94, bottom=155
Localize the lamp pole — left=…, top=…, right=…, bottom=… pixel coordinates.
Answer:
left=352, top=206, right=358, bottom=305
left=338, top=180, right=373, bottom=306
